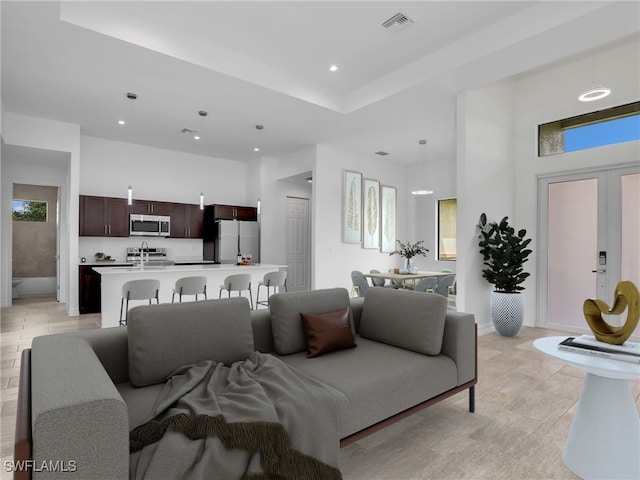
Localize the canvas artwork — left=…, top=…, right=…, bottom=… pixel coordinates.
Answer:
left=343, top=170, right=363, bottom=244
left=380, top=185, right=397, bottom=253
left=362, top=179, right=380, bottom=249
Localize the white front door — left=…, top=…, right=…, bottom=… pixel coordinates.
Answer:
left=286, top=196, right=310, bottom=292
left=538, top=165, right=640, bottom=338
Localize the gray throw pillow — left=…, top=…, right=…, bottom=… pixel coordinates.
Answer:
left=269, top=288, right=352, bottom=355
left=359, top=287, right=447, bottom=355
left=127, top=297, right=254, bottom=386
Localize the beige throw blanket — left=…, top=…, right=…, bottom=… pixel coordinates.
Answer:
left=129, top=352, right=344, bottom=480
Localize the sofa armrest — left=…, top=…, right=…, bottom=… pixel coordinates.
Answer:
left=441, top=311, right=477, bottom=386
left=31, top=335, right=129, bottom=479
left=14, top=349, right=32, bottom=480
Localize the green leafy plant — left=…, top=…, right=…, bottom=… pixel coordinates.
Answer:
left=389, top=239, right=429, bottom=259
left=477, top=213, right=532, bottom=292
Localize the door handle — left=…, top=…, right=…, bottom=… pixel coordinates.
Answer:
left=591, top=269, right=606, bottom=273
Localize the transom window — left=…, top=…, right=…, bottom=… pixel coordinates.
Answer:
left=539, top=101, right=640, bottom=157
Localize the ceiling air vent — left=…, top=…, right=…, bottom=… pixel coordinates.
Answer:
left=375, top=151, right=389, bottom=156
left=381, top=12, right=413, bottom=32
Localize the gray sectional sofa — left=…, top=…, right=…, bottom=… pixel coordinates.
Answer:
left=15, top=286, right=476, bottom=479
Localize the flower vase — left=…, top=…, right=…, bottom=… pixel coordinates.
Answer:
left=403, top=258, right=418, bottom=273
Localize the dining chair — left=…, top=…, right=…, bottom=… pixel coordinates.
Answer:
left=172, top=276, right=207, bottom=303
left=350, top=270, right=369, bottom=297
left=369, top=269, right=387, bottom=287
left=435, top=274, right=456, bottom=299
left=120, top=279, right=160, bottom=326
left=256, top=271, right=287, bottom=308
left=414, top=277, right=437, bottom=293
left=219, top=273, right=253, bottom=309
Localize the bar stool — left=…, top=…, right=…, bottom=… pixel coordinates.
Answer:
left=256, top=271, right=287, bottom=308
left=172, top=276, right=207, bottom=303
left=219, top=273, right=253, bottom=309
left=120, top=279, right=160, bottom=326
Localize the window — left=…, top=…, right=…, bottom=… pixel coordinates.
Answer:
left=437, top=198, right=457, bottom=261
left=539, top=101, right=640, bottom=157
left=12, top=199, right=48, bottom=222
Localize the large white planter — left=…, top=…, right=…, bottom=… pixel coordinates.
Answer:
left=490, top=291, right=524, bottom=337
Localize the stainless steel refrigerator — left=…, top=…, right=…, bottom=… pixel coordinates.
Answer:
left=215, top=220, right=260, bottom=264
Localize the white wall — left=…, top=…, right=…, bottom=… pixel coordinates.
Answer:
left=456, top=36, right=640, bottom=334
left=514, top=36, right=640, bottom=330
left=257, top=147, right=314, bottom=266
left=409, top=153, right=457, bottom=273
left=456, top=81, right=516, bottom=334
left=1, top=113, right=80, bottom=312
left=80, top=136, right=248, bottom=204
left=313, top=144, right=409, bottom=291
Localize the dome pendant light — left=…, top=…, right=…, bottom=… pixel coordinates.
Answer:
left=579, top=51, right=611, bottom=102
left=411, top=139, right=434, bottom=195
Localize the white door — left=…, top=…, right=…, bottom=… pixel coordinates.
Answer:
left=539, top=165, right=640, bottom=338
left=286, top=197, right=310, bottom=292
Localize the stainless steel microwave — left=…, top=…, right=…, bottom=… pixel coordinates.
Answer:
left=130, top=214, right=170, bottom=237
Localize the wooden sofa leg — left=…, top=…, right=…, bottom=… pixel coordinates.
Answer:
left=469, top=386, right=475, bottom=413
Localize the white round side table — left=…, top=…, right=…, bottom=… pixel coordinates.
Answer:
left=534, top=336, right=640, bottom=480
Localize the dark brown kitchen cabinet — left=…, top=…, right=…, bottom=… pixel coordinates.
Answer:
left=79, top=195, right=129, bottom=237
left=167, top=203, right=203, bottom=238
left=211, top=204, right=257, bottom=221
left=130, top=199, right=169, bottom=215
left=79, top=265, right=101, bottom=314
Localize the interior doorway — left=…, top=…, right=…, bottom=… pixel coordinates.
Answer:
left=285, top=196, right=310, bottom=292
left=11, top=183, right=60, bottom=301
left=538, top=165, right=640, bottom=338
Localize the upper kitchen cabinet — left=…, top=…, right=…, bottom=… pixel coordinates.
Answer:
left=130, top=199, right=169, bottom=215
left=79, top=195, right=129, bottom=237
left=167, top=203, right=203, bottom=238
left=211, top=204, right=257, bottom=221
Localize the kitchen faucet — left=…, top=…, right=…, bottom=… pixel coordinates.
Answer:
left=140, top=240, right=150, bottom=268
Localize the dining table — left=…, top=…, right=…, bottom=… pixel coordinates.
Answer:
left=363, top=270, right=452, bottom=289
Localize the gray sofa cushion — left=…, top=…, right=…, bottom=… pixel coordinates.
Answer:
left=269, top=288, right=352, bottom=355
left=127, top=297, right=254, bottom=387
left=279, top=337, right=457, bottom=437
left=359, top=287, right=447, bottom=355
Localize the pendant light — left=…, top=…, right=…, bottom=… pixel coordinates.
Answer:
left=579, top=50, right=611, bottom=102
left=118, top=93, right=137, bottom=126
left=411, top=139, right=434, bottom=195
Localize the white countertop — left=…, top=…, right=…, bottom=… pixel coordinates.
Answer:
left=93, top=263, right=282, bottom=275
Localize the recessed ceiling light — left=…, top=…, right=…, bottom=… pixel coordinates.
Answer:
left=118, top=120, right=125, bottom=125
left=329, top=65, right=338, bottom=72
left=193, top=135, right=200, bottom=140
left=254, top=147, right=260, bottom=152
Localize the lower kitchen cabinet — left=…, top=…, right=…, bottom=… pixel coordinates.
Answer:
left=79, top=265, right=101, bottom=314
left=79, top=263, right=129, bottom=314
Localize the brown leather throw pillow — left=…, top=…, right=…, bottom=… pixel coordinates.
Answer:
left=300, top=307, right=357, bottom=358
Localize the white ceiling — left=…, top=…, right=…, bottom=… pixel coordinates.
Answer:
left=2, top=1, right=639, bottom=165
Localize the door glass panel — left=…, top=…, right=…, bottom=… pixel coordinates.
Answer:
left=547, top=179, right=598, bottom=328
left=621, top=173, right=640, bottom=286
left=621, top=173, right=640, bottom=338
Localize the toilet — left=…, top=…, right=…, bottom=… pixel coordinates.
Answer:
left=12, top=279, right=22, bottom=299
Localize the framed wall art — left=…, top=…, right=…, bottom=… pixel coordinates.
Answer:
left=362, top=178, right=380, bottom=249
left=343, top=170, right=363, bottom=244
left=380, top=185, right=397, bottom=253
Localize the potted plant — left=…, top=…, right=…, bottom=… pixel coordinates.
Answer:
left=390, top=239, right=429, bottom=273
left=477, top=213, right=532, bottom=336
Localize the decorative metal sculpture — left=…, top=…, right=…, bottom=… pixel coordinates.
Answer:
left=583, top=280, right=639, bottom=345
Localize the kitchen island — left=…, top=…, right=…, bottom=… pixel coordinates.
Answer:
left=93, top=263, right=287, bottom=328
